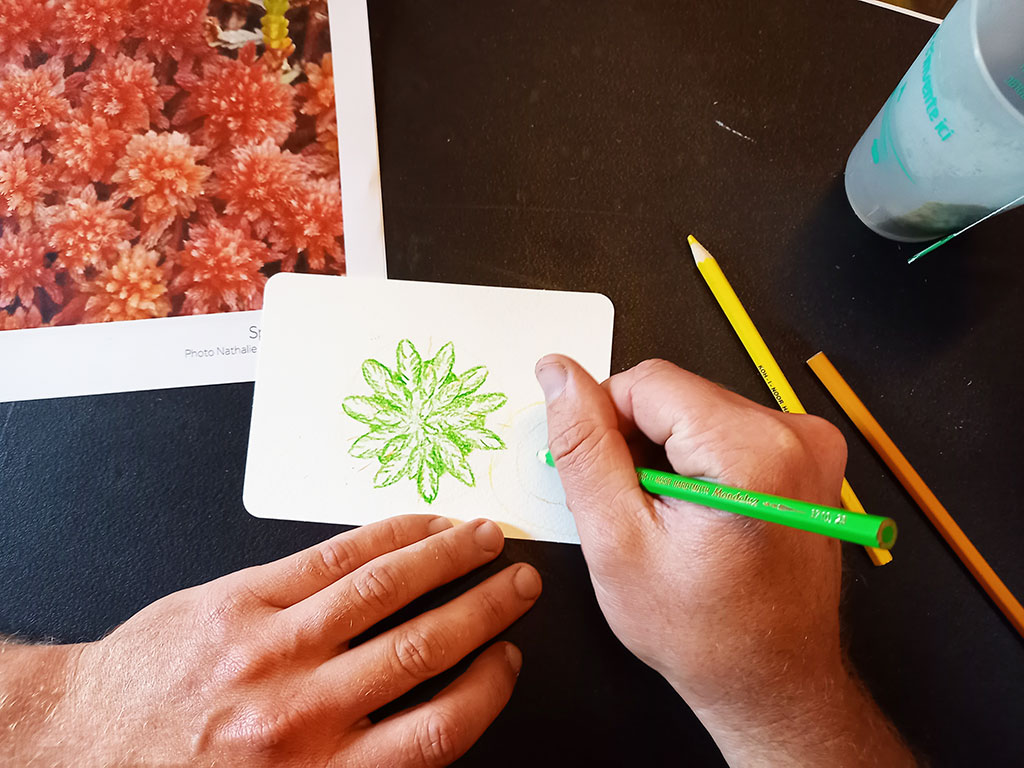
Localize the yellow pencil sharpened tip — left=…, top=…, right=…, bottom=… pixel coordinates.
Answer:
left=687, top=235, right=712, bottom=264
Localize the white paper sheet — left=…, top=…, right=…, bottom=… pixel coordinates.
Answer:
left=243, top=274, right=615, bottom=544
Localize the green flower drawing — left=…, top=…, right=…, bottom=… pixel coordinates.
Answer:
left=343, top=339, right=508, bottom=503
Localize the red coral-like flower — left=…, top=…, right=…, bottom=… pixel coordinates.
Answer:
left=0, top=144, right=47, bottom=221
left=0, top=59, right=70, bottom=148
left=48, top=111, right=130, bottom=187
left=0, top=304, right=43, bottom=331
left=274, top=178, right=345, bottom=271
left=45, top=185, right=137, bottom=282
left=53, top=0, right=136, bottom=65
left=0, top=227, right=61, bottom=309
left=176, top=43, right=295, bottom=151
left=300, top=145, right=342, bottom=179
left=297, top=53, right=337, bottom=155
left=131, top=0, right=209, bottom=62
left=170, top=220, right=270, bottom=314
left=112, top=131, right=211, bottom=241
left=82, top=243, right=170, bottom=322
left=0, top=0, right=57, bottom=68
left=81, top=54, right=176, bottom=132
left=210, top=140, right=306, bottom=239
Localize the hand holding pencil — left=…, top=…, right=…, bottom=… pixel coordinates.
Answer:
left=688, top=235, right=892, bottom=566
left=536, top=355, right=916, bottom=766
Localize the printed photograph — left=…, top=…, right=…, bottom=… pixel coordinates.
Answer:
left=0, top=0, right=346, bottom=333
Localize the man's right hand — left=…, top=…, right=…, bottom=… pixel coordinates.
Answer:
left=537, top=356, right=916, bottom=766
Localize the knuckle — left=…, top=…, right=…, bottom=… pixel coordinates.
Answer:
left=393, top=628, right=448, bottom=681
left=350, top=563, right=402, bottom=614
left=310, top=536, right=359, bottom=582
left=214, top=574, right=257, bottom=611
left=769, top=413, right=846, bottom=473
left=735, top=414, right=849, bottom=502
left=711, top=413, right=803, bottom=492
left=240, top=705, right=292, bottom=751
left=558, top=429, right=628, bottom=492
left=198, top=585, right=249, bottom=643
left=547, top=417, right=607, bottom=474
left=476, top=585, right=509, bottom=625
left=632, top=358, right=677, bottom=379
left=212, top=641, right=270, bottom=685
left=757, top=417, right=809, bottom=483
left=198, top=597, right=234, bottom=638
left=797, top=415, right=849, bottom=501
left=803, top=415, right=848, bottom=464
left=380, top=515, right=413, bottom=552
left=209, top=702, right=303, bottom=754
left=547, top=416, right=593, bottom=460
left=767, top=415, right=805, bottom=459
left=605, top=482, right=646, bottom=519
left=414, top=709, right=462, bottom=767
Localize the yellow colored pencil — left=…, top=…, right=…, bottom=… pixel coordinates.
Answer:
left=688, top=235, right=892, bottom=566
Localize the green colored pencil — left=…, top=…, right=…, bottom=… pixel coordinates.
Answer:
left=541, top=451, right=897, bottom=550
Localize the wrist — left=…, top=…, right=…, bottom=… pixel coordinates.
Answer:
left=0, top=639, right=86, bottom=765
left=682, top=664, right=915, bottom=767
left=687, top=661, right=853, bottom=748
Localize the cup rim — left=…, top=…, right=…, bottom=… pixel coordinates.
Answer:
left=971, top=0, right=1024, bottom=129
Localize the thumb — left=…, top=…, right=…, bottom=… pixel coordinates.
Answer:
left=535, top=354, right=654, bottom=548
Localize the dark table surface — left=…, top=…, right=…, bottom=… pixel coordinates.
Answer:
left=3, top=0, right=1023, bottom=765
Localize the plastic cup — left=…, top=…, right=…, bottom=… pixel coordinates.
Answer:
left=844, top=0, right=1024, bottom=242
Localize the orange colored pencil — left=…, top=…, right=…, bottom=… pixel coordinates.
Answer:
left=807, top=351, right=1024, bottom=639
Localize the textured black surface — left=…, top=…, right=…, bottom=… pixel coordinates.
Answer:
left=3, top=0, right=1023, bottom=765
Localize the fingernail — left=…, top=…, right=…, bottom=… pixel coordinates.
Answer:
left=474, top=519, right=504, bottom=553
left=504, top=643, right=523, bottom=674
left=428, top=516, right=453, bottom=534
left=536, top=360, right=567, bottom=402
left=512, top=564, right=542, bottom=601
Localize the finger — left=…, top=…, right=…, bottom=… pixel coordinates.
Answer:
left=281, top=519, right=507, bottom=648
left=242, top=515, right=454, bottom=607
left=604, top=359, right=785, bottom=484
left=336, top=642, right=522, bottom=768
left=603, top=359, right=757, bottom=445
left=536, top=354, right=655, bottom=545
left=319, top=563, right=541, bottom=718
left=604, top=359, right=846, bottom=502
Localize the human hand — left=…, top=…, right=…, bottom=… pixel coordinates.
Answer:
left=537, top=356, right=913, bottom=765
left=1, top=516, right=541, bottom=767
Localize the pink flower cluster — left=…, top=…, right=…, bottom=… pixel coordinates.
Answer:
left=0, top=0, right=343, bottom=330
